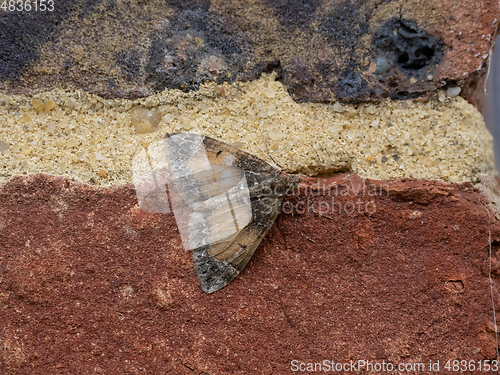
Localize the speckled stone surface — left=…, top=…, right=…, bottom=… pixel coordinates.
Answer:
left=0, top=0, right=498, bottom=103
left=0, top=174, right=498, bottom=374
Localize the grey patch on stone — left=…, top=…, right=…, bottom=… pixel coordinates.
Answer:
left=117, top=49, right=142, bottom=82
left=321, top=1, right=370, bottom=53
left=266, top=0, right=322, bottom=29
left=374, top=57, right=389, bottom=75
left=372, top=18, right=444, bottom=79
left=335, top=70, right=374, bottom=100
left=146, top=9, right=249, bottom=93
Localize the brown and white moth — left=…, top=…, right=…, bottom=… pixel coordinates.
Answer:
left=132, top=133, right=299, bottom=294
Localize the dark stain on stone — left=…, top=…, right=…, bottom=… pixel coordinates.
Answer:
left=266, top=0, right=322, bottom=28
left=316, top=62, right=333, bottom=78
left=104, top=78, right=122, bottom=98
left=117, top=50, right=141, bottom=82
left=318, top=1, right=376, bottom=102
left=321, top=1, right=370, bottom=53
left=372, top=18, right=444, bottom=79
left=63, top=58, right=73, bottom=73
left=316, top=15, right=444, bottom=102
left=287, top=57, right=315, bottom=84
left=390, top=91, right=421, bottom=100
left=335, top=70, right=370, bottom=99
left=146, top=8, right=248, bottom=93
left=249, top=60, right=284, bottom=82
left=0, top=4, right=73, bottom=82
left=164, top=0, right=210, bottom=12
left=79, top=0, right=104, bottom=17
left=0, top=0, right=494, bottom=105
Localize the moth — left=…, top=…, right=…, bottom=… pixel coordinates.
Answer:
left=132, top=133, right=299, bottom=293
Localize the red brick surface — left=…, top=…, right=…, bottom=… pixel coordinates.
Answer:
left=0, top=174, right=498, bottom=374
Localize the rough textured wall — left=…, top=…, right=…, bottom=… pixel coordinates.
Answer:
left=0, top=0, right=498, bottom=103
left=0, top=0, right=499, bottom=374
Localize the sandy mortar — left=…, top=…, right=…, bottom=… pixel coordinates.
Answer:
left=0, top=73, right=494, bottom=186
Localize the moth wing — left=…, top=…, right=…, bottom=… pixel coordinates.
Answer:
left=201, top=135, right=282, bottom=187
left=192, top=193, right=283, bottom=294
left=165, top=134, right=253, bottom=250
left=166, top=133, right=288, bottom=293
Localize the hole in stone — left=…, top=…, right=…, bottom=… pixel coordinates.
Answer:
left=445, top=280, right=464, bottom=293
left=398, top=51, right=409, bottom=64
left=372, top=18, right=444, bottom=78
left=415, top=46, right=434, bottom=59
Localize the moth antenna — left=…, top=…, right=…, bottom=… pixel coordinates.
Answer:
left=291, top=210, right=316, bottom=243
left=265, top=137, right=285, bottom=172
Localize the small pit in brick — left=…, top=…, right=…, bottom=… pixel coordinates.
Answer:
left=445, top=280, right=465, bottom=293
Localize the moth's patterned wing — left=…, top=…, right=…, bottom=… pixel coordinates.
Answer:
left=132, top=133, right=295, bottom=293
left=192, top=190, right=283, bottom=293
left=165, top=134, right=253, bottom=250
left=189, top=135, right=290, bottom=294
